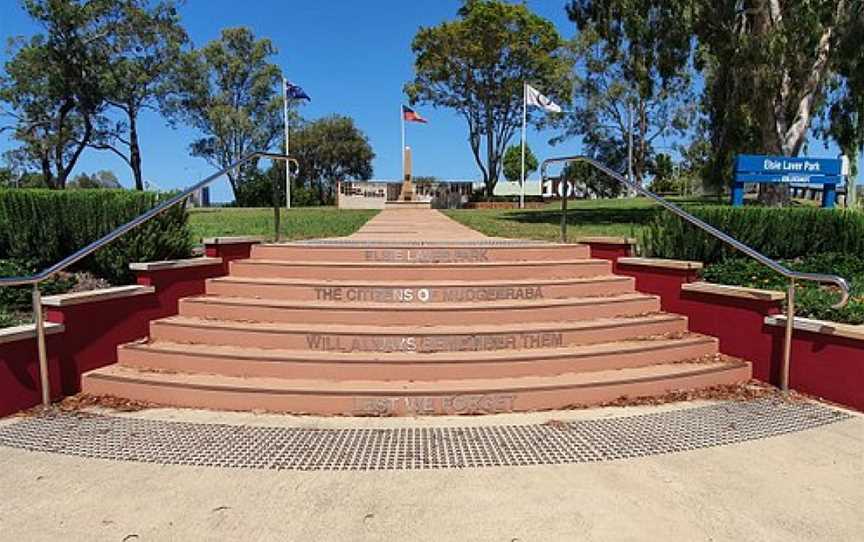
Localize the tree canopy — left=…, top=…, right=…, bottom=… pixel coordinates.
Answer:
left=692, top=0, right=862, bottom=199
left=163, top=26, right=283, bottom=198
left=562, top=0, right=695, bottom=187
left=290, top=115, right=375, bottom=205
left=91, top=0, right=188, bottom=190
left=406, top=0, right=573, bottom=197
left=0, top=0, right=120, bottom=188
left=502, top=143, right=538, bottom=184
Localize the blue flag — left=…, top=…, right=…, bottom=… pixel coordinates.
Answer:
left=285, top=80, right=310, bottom=101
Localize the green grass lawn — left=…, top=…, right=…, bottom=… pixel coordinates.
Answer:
left=188, top=207, right=378, bottom=243
left=444, top=197, right=715, bottom=242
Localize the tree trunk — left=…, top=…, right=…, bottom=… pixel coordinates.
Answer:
left=40, top=151, right=55, bottom=189
left=485, top=125, right=497, bottom=200
left=129, top=112, right=144, bottom=191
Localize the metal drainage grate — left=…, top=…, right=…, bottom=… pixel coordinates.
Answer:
left=0, top=400, right=850, bottom=471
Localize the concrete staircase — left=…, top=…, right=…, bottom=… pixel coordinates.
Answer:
left=82, top=235, right=751, bottom=416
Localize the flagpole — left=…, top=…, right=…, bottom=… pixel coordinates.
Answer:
left=282, top=76, right=291, bottom=209
left=400, top=105, right=406, bottom=181
left=520, top=82, right=527, bottom=209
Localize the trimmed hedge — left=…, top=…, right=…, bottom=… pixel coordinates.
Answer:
left=0, top=189, right=193, bottom=284
left=640, top=206, right=864, bottom=263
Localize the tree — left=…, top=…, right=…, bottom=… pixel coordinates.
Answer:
left=405, top=0, right=572, bottom=198
left=290, top=115, right=374, bottom=206
left=90, top=1, right=188, bottom=190
left=562, top=1, right=695, bottom=187
left=818, top=3, right=864, bottom=176
left=692, top=1, right=862, bottom=203
left=69, top=169, right=122, bottom=189
left=561, top=139, right=627, bottom=199
left=502, top=144, right=538, bottom=184
left=166, top=27, right=282, bottom=198
left=0, top=0, right=121, bottom=189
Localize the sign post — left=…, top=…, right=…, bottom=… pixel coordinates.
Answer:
left=732, top=155, right=846, bottom=208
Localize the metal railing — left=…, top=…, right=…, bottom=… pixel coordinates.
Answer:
left=0, top=151, right=298, bottom=406
left=541, top=155, right=851, bottom=392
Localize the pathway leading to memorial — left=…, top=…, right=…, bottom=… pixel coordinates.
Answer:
left=346, top=208, right=490, bottom=242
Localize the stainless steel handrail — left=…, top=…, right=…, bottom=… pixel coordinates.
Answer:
left=1, top=151, right=298, bottom=406
left=541, top=155, right=851, bottom=392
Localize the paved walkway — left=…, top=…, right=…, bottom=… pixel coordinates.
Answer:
left=0, top=400, right=861, bottom=541
left=347, top=208, right=490, bottom=242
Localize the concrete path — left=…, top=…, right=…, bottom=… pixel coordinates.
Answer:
left=347, top=208, right=489, bottom=242
left=0, top=400, right=861, bottom=541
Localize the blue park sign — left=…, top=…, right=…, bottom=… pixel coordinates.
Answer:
left=732, top=154, right=847, bottom=208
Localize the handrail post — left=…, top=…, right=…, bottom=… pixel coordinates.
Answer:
left=781, top=278, right=796, bottom=392
left=32, top=285, right=50, bottom=407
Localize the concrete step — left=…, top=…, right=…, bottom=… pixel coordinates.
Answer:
left=178, top=293, right=661, bottom=326
left=250, top=243, right=591, bottom=262
left=118, top=336, right=719, bottom=380
left=150, top=314, right=688, bottom=352
left=205, top=275, right=635, bottom=302
left=81, top=359, right=751, bottom=415
left=229, top=258, right=612, bottom=281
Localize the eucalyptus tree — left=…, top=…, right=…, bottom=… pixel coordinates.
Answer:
left=0, top=0, right=120, bottom=188
left=818, top=2, right=864, bottom=176
left=91, top=1, right=188, bottom=190
left=166, top=27, right=282, bottom=198
left=562, top=0, right=695, bottom=188
left=405, top=0, right=573, bottom=197
left=693, top=0, right=862, bottom=201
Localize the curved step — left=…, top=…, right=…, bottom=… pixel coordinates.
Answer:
left=250, top=243, right=591, bottom=262
left=150, top=314, right=688, bottom=351
left=178, top=293, right=661, bottom=326
left=118, top=336, right=718, bottom=380
left=205, top=275, right=635, bottom=303
left=81, top=360, right=751, bottom=415
left=229, top=258, right=611, bottom=281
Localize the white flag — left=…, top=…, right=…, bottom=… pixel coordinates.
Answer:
left=526, top=84, right=562, bottom=113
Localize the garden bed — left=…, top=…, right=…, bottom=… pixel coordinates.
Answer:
left=701, top=253, right=864, bottom=325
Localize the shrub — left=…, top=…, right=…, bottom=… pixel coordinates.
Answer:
left=701, top=253, right=864, bottom=325
left=0, top=189, right=193, bottom=284
left=0, top=259, right=77, bottom=312
left=640, top=206, right=864, bottom=263
left=0, top=310, right=22, bottom=328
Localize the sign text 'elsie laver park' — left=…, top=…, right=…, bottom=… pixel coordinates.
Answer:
left=733, top=154, right=848, bottom=208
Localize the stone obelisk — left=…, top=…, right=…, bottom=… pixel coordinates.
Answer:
left=400, top=146, right=415, bottom=201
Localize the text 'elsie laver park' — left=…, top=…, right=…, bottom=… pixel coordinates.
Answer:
left=732, top=154, right=849, bottom=207
left=761, top=158, right=827, bottom=173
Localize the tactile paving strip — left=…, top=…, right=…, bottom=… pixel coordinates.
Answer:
left=0, top=400, right=850, bottom=471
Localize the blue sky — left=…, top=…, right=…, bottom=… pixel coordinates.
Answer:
left=0, top=0, right=858, bottom=200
